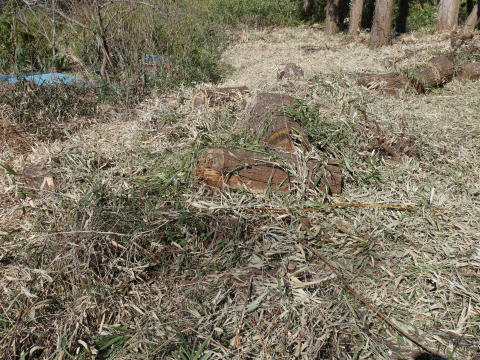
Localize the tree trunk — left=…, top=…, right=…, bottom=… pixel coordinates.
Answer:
left=370, top=0, right=395, bottom=48
left=302, top=0, right=314, bottom=17
left=349, top=0, right=365, bottom=34
left=465, top=2, right=480, bottom=30
left=395, top=0, right=410, bottom=33
left=325, top=0, right=342, bottom=34
left=437, top=0, right=460, bottom=32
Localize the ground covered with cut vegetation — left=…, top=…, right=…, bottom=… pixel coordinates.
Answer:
left=1, top=26, right=480, bottom=360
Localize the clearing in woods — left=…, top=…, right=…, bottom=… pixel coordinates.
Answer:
left=1, top=27, right=479, bottom=359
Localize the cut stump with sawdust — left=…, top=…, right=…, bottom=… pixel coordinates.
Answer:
left=357, top=73, right=412, bottom=95
left=408, top=55, right=455, bottom=92
left=277, top=63, right=304, bottom=81
left=195, top=148, right=292, bottom=193
left=192, top=86, right=249, bottom=109
left=238, top=92, right=308, bottom=152
left=456, top=62, right=480, bottom=81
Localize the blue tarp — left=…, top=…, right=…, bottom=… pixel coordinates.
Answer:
left=0, top=73, right=91, bottom=87
left=141, top=54, right=167, bottom=65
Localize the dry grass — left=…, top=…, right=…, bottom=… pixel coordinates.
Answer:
left=1, top=27, right=480, bottom=359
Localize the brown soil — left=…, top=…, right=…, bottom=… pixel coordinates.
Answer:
left=0, top=119, right=32, bottom=154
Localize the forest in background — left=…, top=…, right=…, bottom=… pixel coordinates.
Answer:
left=1, top=0, right=478, bottom=87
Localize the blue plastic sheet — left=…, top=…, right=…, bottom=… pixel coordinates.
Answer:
left=141, top=54, right=167, bottom=65
left=0, top=73, right=91, bottom=87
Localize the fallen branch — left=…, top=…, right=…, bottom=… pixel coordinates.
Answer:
left=301, top=240, right=443, bottom=356
left=249, top=203, right=418, bottom=213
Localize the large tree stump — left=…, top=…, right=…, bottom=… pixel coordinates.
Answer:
left=192, top=86, right=249, bottom=109
left=238, top=93, right=308, bottom=152
left=456, top=62, right=480, bottom=80
left=195, top=148, right=292, bottom=193
left=357, top=73, right=412, bottom=95
left=195, top=148, right=343, bottom=194
left=408, top=56, right=455, bottom=92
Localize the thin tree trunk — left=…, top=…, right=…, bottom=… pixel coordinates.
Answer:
left=302, top=0, right=314, bottom=17
left=325, top=0, right=342, bottom=34
left=437, top=0, right=460, bottom=32
left=370, top=0, right=395, bottom=48
left=395, top=0, right=409, bottom=33
left=349, top=0, right=365, bottom=34
left=465, top=2, right=480, bottom=30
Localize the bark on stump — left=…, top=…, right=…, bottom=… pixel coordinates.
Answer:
left=192, top=86, right=249, bottom=109
left=408, top=56, right=455, bottom=92
left=456, top=62, right=480, bottom=80
left=349, top=0, right=365, bottom=34
left=370, top=0, right=395, bottom=48
left=357, top=73, right=411, bottom=95
left=238, top=93, right=308, bottom=152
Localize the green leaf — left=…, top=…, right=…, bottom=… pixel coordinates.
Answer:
left=97, top=335, right=126, bottom=351
left=0, top=163, right=17, bottom=176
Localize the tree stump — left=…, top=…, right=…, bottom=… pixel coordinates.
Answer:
left=357, top=73, right=412, bottom=95
left=195, top=148, right=292, bottom=193
left=408, top=56, right=455, bottom=92
left=456, top=62, right=480, bottom=80
left=192, top=86, right=249, bottom=109
left=238, top=93, right=308, bottom=152
left=195, top=148, right=343, bottom=194
left=277, top=63, right=304, bottom=81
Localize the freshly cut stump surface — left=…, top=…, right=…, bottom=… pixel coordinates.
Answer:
left=192, top=86, right=249, bottom=109
left=238, top=93, right=308, bottom=152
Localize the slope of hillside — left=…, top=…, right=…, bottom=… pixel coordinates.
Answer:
left=1, top=27, right=479, bottom=359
